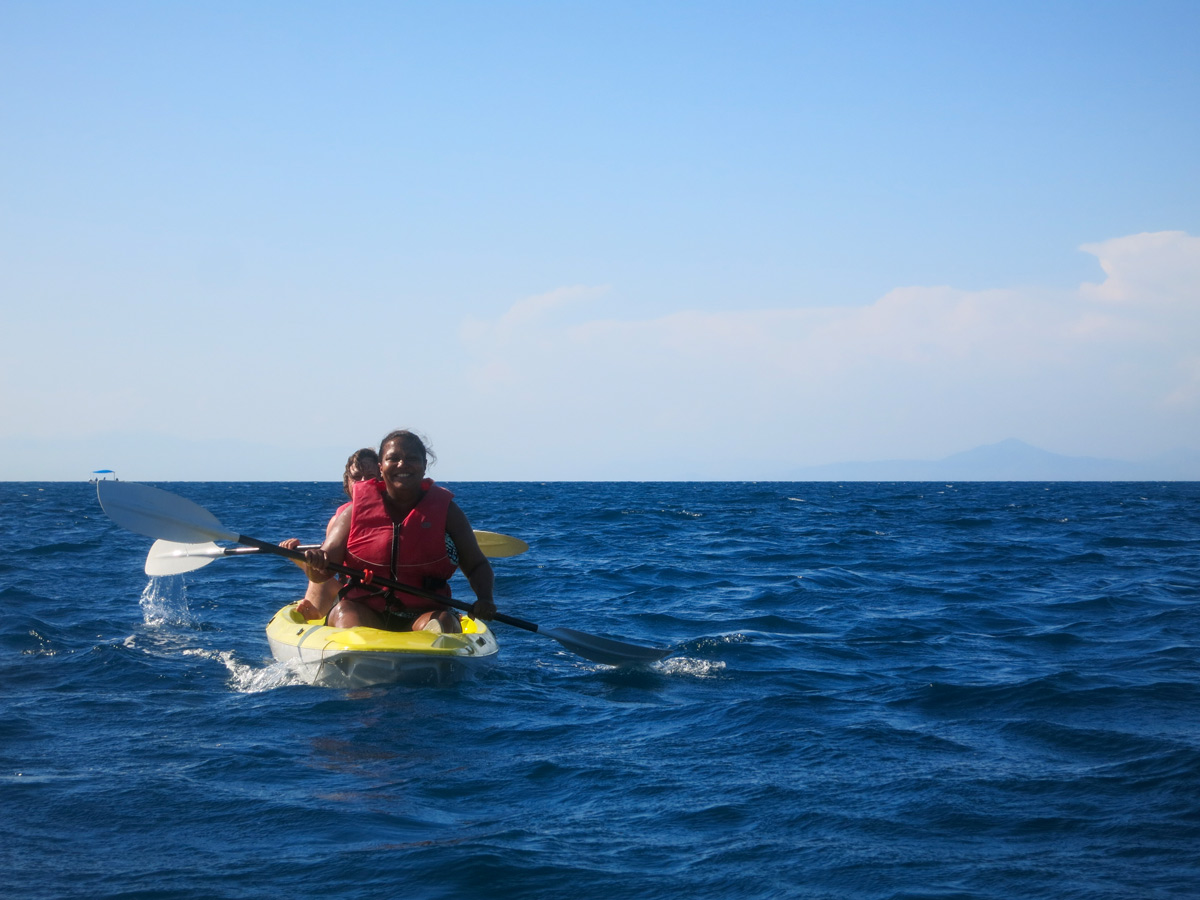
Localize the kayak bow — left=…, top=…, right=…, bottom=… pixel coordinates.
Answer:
left=266, top=602, right=499, bottom=687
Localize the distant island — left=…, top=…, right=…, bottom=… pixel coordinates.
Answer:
left=781, top=439, right=1200, bottom=482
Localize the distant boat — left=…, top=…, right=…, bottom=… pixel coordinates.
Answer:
left=89, top=469, right=118, bottom=483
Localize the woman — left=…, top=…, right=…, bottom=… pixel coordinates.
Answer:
left=282, top=447, right=380, bottom=620
left=299, top=430, right=497, bottom=632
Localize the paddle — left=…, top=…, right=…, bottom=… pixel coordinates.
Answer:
left=146, top=528, right=529, bottom=576
left=99, top=481, right=669, bottom=667
left=146, top=540, right=315, bottom=576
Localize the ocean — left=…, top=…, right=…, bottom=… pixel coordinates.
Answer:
left=2, top=480, right=1198, bottom=899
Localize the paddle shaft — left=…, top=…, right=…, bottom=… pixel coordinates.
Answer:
left=235, top=535, right=542, bottom=633
left=228, top=544, right=316, bottom=556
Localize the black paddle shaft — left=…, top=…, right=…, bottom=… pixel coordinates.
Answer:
left=236, top=535, right=542, bottom=634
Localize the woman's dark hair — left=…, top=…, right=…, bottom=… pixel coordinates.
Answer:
left=342, top=447, right=380, bottom=496
left=378, top=429, right=436, bottom=467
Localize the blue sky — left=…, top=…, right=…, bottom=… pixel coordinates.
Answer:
left=2, top=1, right=1198, bottom=480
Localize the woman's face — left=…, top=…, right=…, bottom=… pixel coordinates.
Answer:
left=348, top=457, right=380, bottom=483
left=380, top=438, right=426, bottom=493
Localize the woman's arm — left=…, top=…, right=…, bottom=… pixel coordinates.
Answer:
left=301, top=504, right=352, bottom=583
left=445, top=501, right=496, bottom=620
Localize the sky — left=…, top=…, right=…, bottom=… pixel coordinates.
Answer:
left=2, top=1, right=1198, bottom=480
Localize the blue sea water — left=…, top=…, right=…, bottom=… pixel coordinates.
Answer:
left=2, top=480, right=1199, bottom=899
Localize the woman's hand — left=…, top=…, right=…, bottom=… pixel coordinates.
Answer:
left=470, top=596, right=497, bottom=620
left=279, top=538, right=309, bottom=574
left=280, top=538, right=331, bottom=581
left=301, top=547, right=333, bottom=582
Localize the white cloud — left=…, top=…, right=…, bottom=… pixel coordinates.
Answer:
left=456, top=231, right=1200, bottom=477
left=1080, top=231, right=1200, bottom=306
left=5, top=231, right=1196, bottom=480
left=463, top=284, right=611, bottom=342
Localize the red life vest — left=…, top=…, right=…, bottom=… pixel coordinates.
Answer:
left=343, top=478, right=458, bottom=613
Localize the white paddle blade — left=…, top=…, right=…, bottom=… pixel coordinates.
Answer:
left=473, top=530, right=529, bottom=558
left=98, top=481, right=238, bottom=544
left=144, top=540, right=226, bottom=576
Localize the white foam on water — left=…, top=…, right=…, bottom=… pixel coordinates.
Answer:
left=181, top=647, right=309, bottom=693
left=659, top=656, right=727, bottom=678
left=139, top=577, right=196, bottom=629
left=134, top=580, right=309, bottom=692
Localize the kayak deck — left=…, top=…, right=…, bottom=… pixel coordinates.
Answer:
left=266, top=602, right=499, bottom=688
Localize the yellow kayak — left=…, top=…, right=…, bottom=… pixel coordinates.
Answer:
left=265, top=602, right=500, bottom=688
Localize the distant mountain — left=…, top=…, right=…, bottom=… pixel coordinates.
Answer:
left=4, top=433, right=1199, bottom=482
left=783, top=439, right=1200, bottom=481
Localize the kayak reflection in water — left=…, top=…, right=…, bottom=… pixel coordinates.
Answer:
left=295, top=430, right=497, bottom=634
left=280, top=446, right=380, bottom=621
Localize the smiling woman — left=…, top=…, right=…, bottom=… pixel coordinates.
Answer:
left=298, top=430, right=498, bottom=633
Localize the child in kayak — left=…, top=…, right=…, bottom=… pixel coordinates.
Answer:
left=280, top=447, right=380, bottom=620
